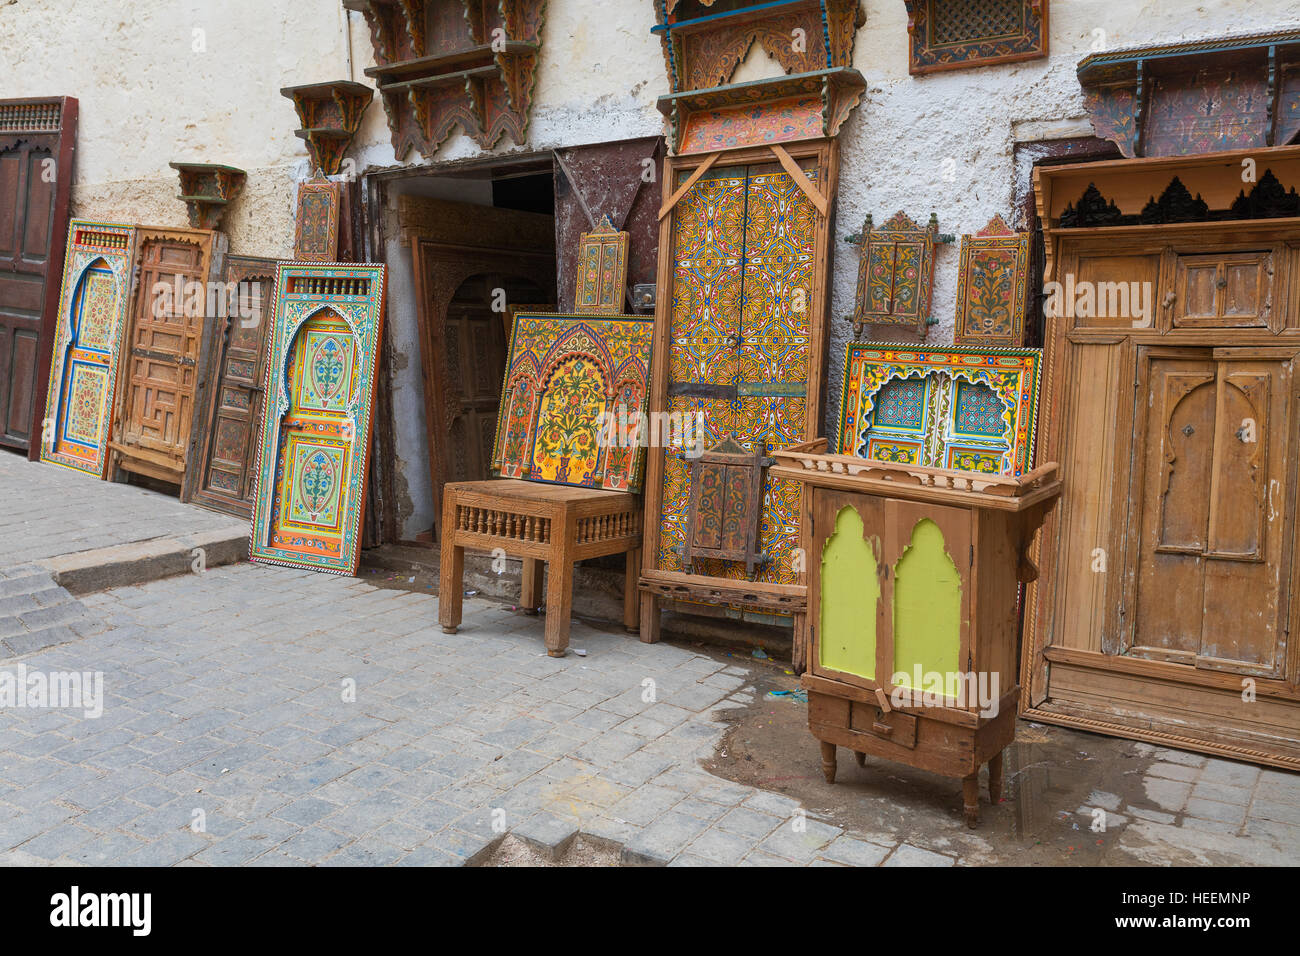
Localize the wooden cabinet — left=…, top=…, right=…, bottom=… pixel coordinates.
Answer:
left=775, top=443, right=1060, bottom=826
left=1027, top=149, right=1300, bottom=771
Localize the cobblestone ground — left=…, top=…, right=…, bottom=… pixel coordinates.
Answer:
left=0, top=451, right=243, bottom=565
left=0, top=558, right=1297, bottom=866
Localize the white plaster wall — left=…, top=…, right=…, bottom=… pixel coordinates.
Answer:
left=5, top=0, right=1300, bottom=518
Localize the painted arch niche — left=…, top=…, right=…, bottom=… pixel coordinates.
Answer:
left=266, top=308, right=359, bottom=560
left=818, top=506, right=962, bottom=688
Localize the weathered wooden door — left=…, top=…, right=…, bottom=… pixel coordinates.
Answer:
left=0, top=97, right=76, bottom=454
left=442, top=273, right=530, bottom=486
left=1128, top=346, right=1296, bottom=678
left=185, top=256, right=274, bottom=517
left=110, top=228, right=214, bottom=485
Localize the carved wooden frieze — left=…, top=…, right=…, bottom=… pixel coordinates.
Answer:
left=655, top=0, right=863, bottom=94
left=903, top=0, right=1048, bottom=76
left=280, top=81, right=372, bottom=176
left=347, top=0, right=546, bottom=160
left=1058, top=171, right=1300, bottom=228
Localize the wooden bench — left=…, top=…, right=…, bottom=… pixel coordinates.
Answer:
left=438, top=479, right=643, bottom=656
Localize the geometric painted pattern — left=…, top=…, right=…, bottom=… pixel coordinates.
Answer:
left=40, top=221, right=138, bottom=477
left=837, top=342, right=1042, bottom=477
left=952, top=214, right=1031, bottom=348
left=249, top=262, right=386, bottom=575
left=492, top=312, right=654, bottom=493
left=655, top=162, right=818, bottom=590
left=574, top=214, right=630, bottom=314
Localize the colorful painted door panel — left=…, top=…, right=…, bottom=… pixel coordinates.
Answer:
left=250, top=263, right=386, bottom=575
left=40, top=221, right=137, bottom=477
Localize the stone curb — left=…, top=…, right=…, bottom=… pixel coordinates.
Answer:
left=37, top=527, right=250, bottom=595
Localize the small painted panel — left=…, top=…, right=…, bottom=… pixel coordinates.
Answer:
left=40, top=221, right=137, bottom=477
left=838, top=342, right=1042, bottom=476
left=819, top=505, right=880, bottom=680
left=574, top=214, right=630, bottom=314
left=492, top=312, right=654, bottom=492
left=293, top=176, right=341, bottom=262
left=904, top=0, right=1049, bottom=76
left=953, top=215, right=1030, bottom=348
left=249, top=262, right=386, bottom=575
left=850, top=211, right=938, bottom=338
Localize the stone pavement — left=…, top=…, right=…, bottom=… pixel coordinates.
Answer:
left=0, top=560, right=1296, bottom=866
left=0, top=450, right=246, bottom=588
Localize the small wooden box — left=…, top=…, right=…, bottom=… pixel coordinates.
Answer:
left=773, top=441, right=1061, bottom=826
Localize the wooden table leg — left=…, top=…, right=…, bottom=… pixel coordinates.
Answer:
left=623, top=548, right=640, bottom=634
left=438, top=541, right=464, bottom=635
left=543, top=558, right=574, bottom=657
left=988, top=750, right=1004, bottom=804
left=962, top=773, right=980, bottom=829
left=639, top=591, right=660, bottom=644
left=521, top=557, right=544, bottom=615
left=820, top=741, right=837, bottom=783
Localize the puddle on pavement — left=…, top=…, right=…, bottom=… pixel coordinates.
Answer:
left=703, top=656, right=1170, bottom=864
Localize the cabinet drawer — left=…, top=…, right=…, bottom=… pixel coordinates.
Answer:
left=849, top=700, right=918, bottom=749
left=1173, top=252, right=1273, bottom=328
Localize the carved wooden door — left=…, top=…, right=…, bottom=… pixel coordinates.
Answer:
left=1127, top=347, right=1296, bottom=678
left=0, top=97, right=76, bottom=454
left=112, top=230, right=212, bottom=484
left=186, top=256, right=274, bottom=517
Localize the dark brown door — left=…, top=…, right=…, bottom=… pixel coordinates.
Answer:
left=0, top=98, right=76, bottom=453
left=187, top=256, right=275, bottom=517
left=111, top=230, right=212, bottom=484
left=442, top=273, right=542, bottom=485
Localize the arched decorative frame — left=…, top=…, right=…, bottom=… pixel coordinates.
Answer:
left=836, top=342, right=1042, bottom=477
left=249, top=262, right=387, bottom=575
left=491, top=312, right=655, bottom=492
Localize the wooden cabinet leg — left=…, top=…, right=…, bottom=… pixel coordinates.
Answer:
left=624, top=548, right=640, bottom=634
left=962, top=773, right=980, bottom=829
left=820, top=741, right=837, bottom=783
left=520, top=557, right=544, bottom=615
left=988, top=750, right=1004, bottom=804
left=438, top=542, right=464, bottom=635
left=639, top=591, right=661, bottom=644
left=543, top=558, right=574, bottom=657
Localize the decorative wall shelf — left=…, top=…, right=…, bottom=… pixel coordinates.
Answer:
left=345, top=0, right=546, bottom=160
left=657, top=67, right=865, bottom=154
left=280, top=80, right=373, bottom=176
left=168, top=163, right=245, bottom=230
left=903, top=0, right=1048, bottom=76
left=1077, top=28, right=1300, bottom=158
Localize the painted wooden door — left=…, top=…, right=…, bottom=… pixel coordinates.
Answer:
left=813, top=490, right=885, bottom=685
left=187, top=256, right=275, bottom=517
left=112, top=231, right=211, bottom=484
left=1128, top=347, right=1296, bottom=678
left=0, top=98, right=75, bottom=454
left=659, top=158, right=818, bottom=586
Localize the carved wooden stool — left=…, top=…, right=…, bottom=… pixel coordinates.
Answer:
left=438, top=479, right=642, bottom=656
